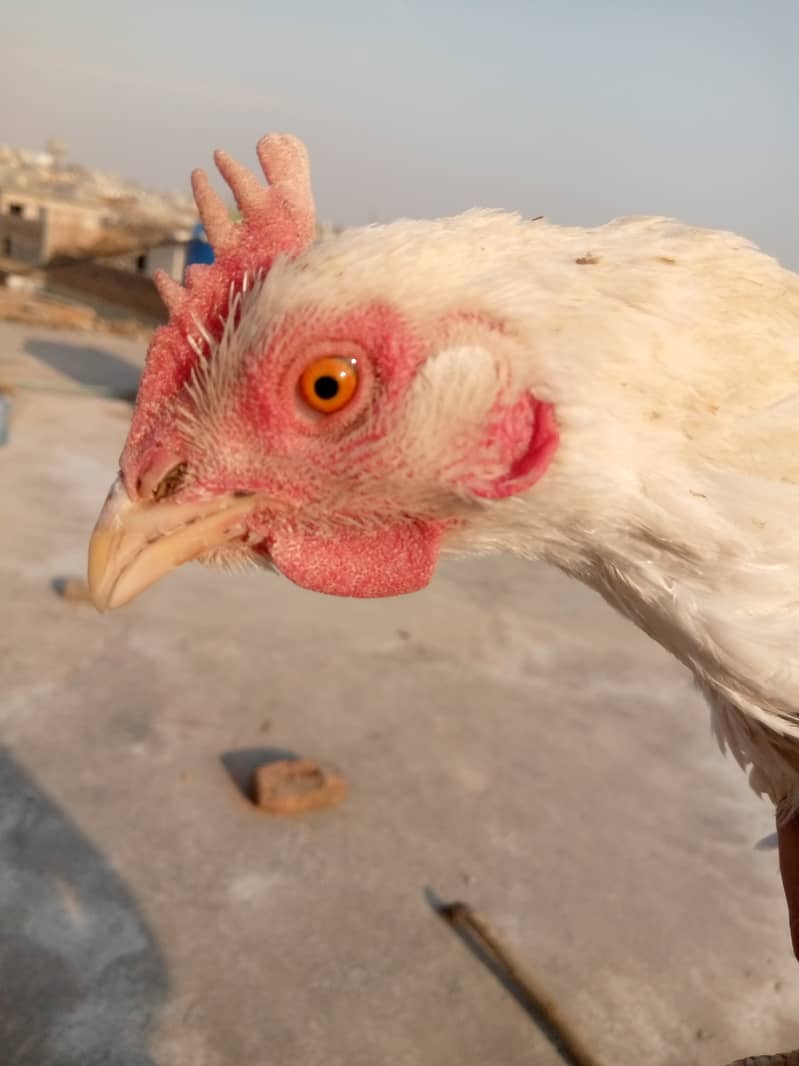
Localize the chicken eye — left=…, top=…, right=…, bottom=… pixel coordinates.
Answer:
left=299, top=356, right=359, bottom=414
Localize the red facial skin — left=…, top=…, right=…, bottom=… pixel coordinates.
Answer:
left=122, top=139, right=316, bottom=497
left=120, top=301, right=559, bottom=599
left=117, top=132, right=559, bottom=600
left=471, top=392, right=559, bottom=501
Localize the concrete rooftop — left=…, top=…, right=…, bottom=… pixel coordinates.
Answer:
left=0, top=320, right=797, bottom=1065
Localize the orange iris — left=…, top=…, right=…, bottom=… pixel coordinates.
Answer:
left=299, top=356, right=359, bottom=414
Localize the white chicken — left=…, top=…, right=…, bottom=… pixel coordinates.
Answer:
left=87, top=133, right=799, bottom=963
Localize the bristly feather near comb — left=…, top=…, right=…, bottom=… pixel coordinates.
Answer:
left=122, top=134, right=317, bottom=477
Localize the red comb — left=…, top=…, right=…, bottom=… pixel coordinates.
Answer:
left=122, top=134, right=316, bottom=472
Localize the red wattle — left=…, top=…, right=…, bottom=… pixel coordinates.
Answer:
left=266, top=520, right=445, bottom=598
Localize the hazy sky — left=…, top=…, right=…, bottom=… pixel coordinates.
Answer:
left=4, top=1, right=798, bottom=267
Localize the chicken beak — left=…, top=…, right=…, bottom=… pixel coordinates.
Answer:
left=87, top=476, right=256, bottom=611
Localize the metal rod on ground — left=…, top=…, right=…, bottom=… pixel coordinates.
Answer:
left=433, top=898, right=603, bottom=1066
left=433, top=898, right=799, bottom=1066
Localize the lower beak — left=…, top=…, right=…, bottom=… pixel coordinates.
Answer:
left=87, top=477, right=257, bottom=611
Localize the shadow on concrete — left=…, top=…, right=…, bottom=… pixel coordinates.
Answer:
left=24, top=338, right=141, bottom=400
left=220, top=746, right=300, bottom=806
left=0, top=747, right=168, bottom=1066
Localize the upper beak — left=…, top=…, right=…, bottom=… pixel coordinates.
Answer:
left=87, top=477, right=257, bottom=611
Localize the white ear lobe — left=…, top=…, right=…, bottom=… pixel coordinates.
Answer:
left=406, top=345, right=502, bottom=432
left=397, top=343, right=559, bottom=501
left=394, top=345, right=505, bottom=484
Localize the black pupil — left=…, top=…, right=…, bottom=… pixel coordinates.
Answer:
left=314, top=375, right=339, bottom=400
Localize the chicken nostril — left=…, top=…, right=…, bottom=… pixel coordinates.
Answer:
left=150, top=462, right=189, bottom=501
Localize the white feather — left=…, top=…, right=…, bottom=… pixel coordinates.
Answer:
left=186, top=207, right=799, bottom=811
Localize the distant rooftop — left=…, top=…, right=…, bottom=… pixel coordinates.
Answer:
left=0, top=141, right=198, bottom=230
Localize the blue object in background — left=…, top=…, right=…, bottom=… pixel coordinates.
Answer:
left=184, top=223, right=214, bottom=277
